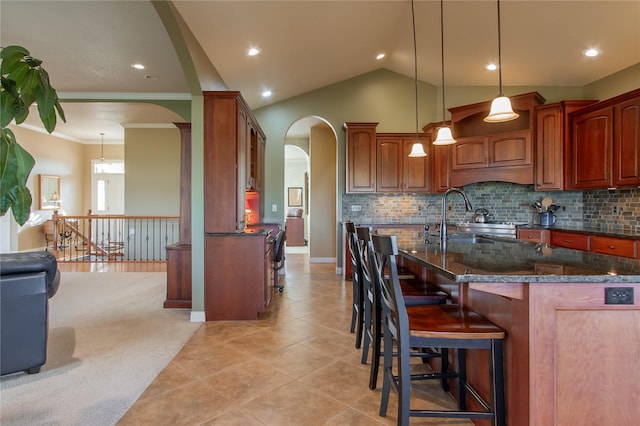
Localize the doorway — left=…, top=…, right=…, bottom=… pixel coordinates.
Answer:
left=284, top=117, right=337, bottom=263
left=92, top=160, right=125, bottom=215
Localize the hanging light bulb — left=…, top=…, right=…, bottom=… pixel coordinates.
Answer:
left=433, top=0, right=456, bottom=145
left=407, top=0, right=427, bottom=158
left=99, top=132, right=105, bottom=162
left=484, top=0, right=519, bottom=123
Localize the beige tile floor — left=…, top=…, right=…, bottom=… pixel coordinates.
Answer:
left=117, top=252, right=471, bottom=426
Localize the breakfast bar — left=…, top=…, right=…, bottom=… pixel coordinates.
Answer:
left=377, top=227, right=640, bottom=426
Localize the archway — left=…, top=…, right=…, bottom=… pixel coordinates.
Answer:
left=284, top=116, right=337, bottom=263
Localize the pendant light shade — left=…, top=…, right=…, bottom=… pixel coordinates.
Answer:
left=433, top=0, right=456, bottom=145
left=407, top=0, right=427, bottom=158
left=433, top=126, right=456, bottom=145
left=408, top=142, right=427, bottom=157
left=485, top=95, right=519, bottom=123
left=484, top=0, right=519, bottom=123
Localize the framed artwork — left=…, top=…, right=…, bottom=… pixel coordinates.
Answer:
left=288, top=187, right=303, bottom=207
left=39, top=174, right=61, bottom=210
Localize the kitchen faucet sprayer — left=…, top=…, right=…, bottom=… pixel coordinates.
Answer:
left=440, top=188, right=473, bottom=243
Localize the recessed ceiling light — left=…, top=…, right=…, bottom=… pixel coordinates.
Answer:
left=486, top=63, right=497, bottom=71
left=262, top=90, right=272, bottom=97
left=584, top=48, right=600, bottom=57
left=247, top=47, right=261, bottom=56
left=376, top=53, right=386, bottom=60
left=132, top=64, right=145, bottom=70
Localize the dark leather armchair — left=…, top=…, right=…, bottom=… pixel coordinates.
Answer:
left=1, top=251, right=61, bottom=375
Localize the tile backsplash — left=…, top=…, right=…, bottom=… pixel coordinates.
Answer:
left=342, top=182, right=639, bottom=233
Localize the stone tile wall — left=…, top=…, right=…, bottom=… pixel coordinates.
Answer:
left=342, top=182, right=639, bottom=233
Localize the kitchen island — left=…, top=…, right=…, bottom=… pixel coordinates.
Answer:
left=377, top=227, right=640, bottom=426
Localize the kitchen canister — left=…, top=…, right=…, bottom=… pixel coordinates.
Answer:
left=540, top=212, right=556, bottom=227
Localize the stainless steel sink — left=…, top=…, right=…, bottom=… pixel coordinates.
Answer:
left=455, top=221, right=529, bottom=238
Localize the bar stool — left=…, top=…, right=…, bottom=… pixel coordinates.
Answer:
left=371, top=234, right=506, bottom=426
left=356, top=226, right=448, bottom=390
left=345, top=221, right=364, bottom=348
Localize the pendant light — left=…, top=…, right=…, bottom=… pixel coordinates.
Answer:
left=408, top=0, right=427, bottom=157
left=99, top=132, right=105, bottom=162
left=484, top=0, right=519, bottom=123
left=433, top=0, right=456, bottom=145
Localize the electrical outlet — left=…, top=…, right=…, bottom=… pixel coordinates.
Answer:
left=351, top=205, right=362, bottom=212
left=613, top=206, right=618, bottom=214
left=129, top=229, right=135, bottom=235
left=605, top=287, right=634, bottom=305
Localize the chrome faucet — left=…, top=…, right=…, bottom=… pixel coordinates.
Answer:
left=440, top=188, right=474, bottom=243
left=423, top=203, right=439, bottom=243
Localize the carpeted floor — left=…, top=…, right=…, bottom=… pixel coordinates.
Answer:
left=0, top=272, right=200, bottom=426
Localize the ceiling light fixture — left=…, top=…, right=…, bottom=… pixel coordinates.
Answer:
left=262, top=90, right=272, bottom=98
left=584, top=48, right=599, bottom=57
left=484, top=0, right=519, bottom=123
left=408, top=0, right=427, bottom=158
left=132, top=64, right=145, bottom=70
left=433, top=0, right=456, bottom=146
left=486, top=63, right=497, bottom=71
left=99, top=132, right=105, bottom=162
left=376, top=53, right=386, bottom=60
left=247, top=47, right=260, bottom=56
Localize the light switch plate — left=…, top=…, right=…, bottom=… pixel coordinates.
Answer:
left=272, top=204, right=277, bottom=212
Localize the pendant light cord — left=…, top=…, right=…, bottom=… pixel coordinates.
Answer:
left=100, top=132, right=105, bottom=162
left=411, top=0, right=419, bottom=142
left=440, top=0, right=446, bottom=124
left=497, top=0, right=503, bottom=96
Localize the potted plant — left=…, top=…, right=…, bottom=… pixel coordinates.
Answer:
left=1, top=45, right=66, bottom=225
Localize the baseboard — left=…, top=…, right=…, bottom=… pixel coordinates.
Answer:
left=309, top=257, right=336, bottom=264
left=190, top=311, right=206, bottom=322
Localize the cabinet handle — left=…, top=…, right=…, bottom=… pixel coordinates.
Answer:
left=609, top=245, right=615, bottom=249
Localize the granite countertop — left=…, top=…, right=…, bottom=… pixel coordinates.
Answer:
left=372, top=227, right=640, bottom=283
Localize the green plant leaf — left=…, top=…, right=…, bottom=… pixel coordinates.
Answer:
left=0, top=128, right=34, bottom=224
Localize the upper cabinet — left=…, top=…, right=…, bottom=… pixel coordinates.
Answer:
left=569, top=89, right=640, bottom=190
left=344, top=122, right=378, bottom=193
left=535, top=100, right=597, bottom=191
left=448, top=92, right=545, bottom=188
left=204, top=91, right=266, bottom=232
left=423, top=122, right=451, bottom=193
left=376, top=134, right=430, bottom=193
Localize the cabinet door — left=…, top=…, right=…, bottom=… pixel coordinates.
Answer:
left=452, top=137, right=489, bottom=170
left=432, top=145, right=451, bottom=192
left=403, top=138, right=431, bottom=193
left=518, top=229, right=550, bottom=243
left=571, top=106, right=613, bottom=189
left=490, top=130, right=531, bottom=168
left=345, top=123, right=377, bottom=192
left=376, top=137, right=403, bottom=192
left=613, top=95, right=640, bottom=187
left=536, top=106, right=563, bottom=190
left=236, top=107, right=248, bottom=229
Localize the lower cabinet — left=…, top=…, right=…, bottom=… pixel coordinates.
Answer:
left=517, top=228, right=550, bottom=243
left=590, top=235, right=637, bottom=259
left=550, top=230, right=590, bottom=251
left=164, top=243, right=192, bottom=308
left=204, top=234, right=271, bottom=320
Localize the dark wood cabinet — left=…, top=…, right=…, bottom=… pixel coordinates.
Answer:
left=569, top=89, right=640, bottom=190
left=613, top=94, right=640, bottom=187
left=204, top=91, right=265, bottom=232
left=518, top=228, right=550, bottom=243
left=423, top=122, right=451, bottom=193
left=344, top=122, right=378, bottom=193
left=535, top=101, right=597, bottom=191
left=376, top=134, right=430, bottom=193
left=448, top=92, right=545, bottom=187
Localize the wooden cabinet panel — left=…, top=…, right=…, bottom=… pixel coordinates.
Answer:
left=571, top=106, right=613, bottom=189
left=376, top=137, right=403, bottom=192
left=345, top=122, right=378, bottom=193
left=518, top=228, right=550, bottom=243
left=490, top=131, right=531, bottom=167
left=403, top=139, right=430, bottom=192
left=569, top=89, right=640, bottom=190
left=535, top=101, right=597, bottom=191
left=590, top=235, right=637, bottom=259
left=613, top=94, right=640, bottom=187
left=550, top=230, right=590, bottom=251
left=423, top=122, right=451, bottom=193
left=452, top=137, right=488, bottom=170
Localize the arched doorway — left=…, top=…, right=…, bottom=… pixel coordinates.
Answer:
left=284, top=116, right=337, bottom=263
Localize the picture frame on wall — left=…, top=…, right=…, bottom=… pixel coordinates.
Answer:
left=288, top=187, right=303, bottom=207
